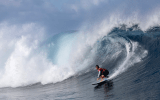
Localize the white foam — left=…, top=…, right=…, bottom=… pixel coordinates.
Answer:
left=0, top=23, right=75, bottom=87
left=108, top=41, right=148, bottom=80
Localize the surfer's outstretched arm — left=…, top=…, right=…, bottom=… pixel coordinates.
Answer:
left=98, top=71, right=101, bottom=77
left=97, top=71, right=102, bottom=81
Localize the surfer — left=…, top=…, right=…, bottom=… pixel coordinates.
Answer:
left=96, top=65, right=109, bottom=82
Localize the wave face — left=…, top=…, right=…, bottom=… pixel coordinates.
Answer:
left=0, top=25, right=160, bottom=100
left=0, top=22, right=150, bottom=88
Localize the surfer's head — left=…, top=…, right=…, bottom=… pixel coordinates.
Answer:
left=96, top=65, right=99, bottom=70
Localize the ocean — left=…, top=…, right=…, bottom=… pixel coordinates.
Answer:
left=0, top=25, right=160, bottom=100
left=0, top=0, right=160, bottom=99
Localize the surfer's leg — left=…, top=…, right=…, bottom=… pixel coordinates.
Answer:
left=103, top=71, right=109, bottom=78
left=100, top=75, right=105, bottom=82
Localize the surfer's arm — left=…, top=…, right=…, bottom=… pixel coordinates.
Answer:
left=98, top=71, right=101, bottom=77
left=97, top=71, right=102, bottom=81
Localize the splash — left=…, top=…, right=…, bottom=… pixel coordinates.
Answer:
left=0, top=23, right=150, bottom=88
left=108, top=41, right=148, bottom=80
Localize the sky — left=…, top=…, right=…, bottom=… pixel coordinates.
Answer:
left=0, top=0, right=160, bottom=36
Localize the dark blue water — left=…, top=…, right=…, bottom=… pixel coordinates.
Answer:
left=0, top=26, right=160, bottom=100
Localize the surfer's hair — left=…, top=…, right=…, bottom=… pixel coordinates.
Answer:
left=96, top=65, right=99, bottom=68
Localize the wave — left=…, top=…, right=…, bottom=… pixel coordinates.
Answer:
left=1, top=2, right=160, bottom=87
left=0, top=21, right=153, bottom=88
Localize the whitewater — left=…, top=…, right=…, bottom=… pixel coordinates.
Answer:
left=0, top=22, right=148, bottom=88
left=0, top=0, right=160, bottom=100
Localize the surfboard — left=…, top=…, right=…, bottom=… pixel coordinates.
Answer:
left=92, top=78, right=108, bottom=85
